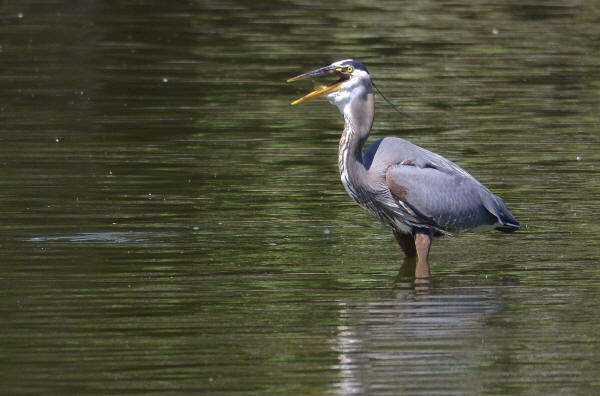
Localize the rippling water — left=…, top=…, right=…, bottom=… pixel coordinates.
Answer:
left=1, top=1, right=599, bottom=394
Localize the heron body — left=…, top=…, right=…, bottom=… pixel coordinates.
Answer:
left=288, top=59, right=519, bottom=282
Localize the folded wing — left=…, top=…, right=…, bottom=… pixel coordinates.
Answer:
left=385, top=161, right=519, bottom=234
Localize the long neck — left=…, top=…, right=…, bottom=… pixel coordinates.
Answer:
left=338, top=92, right=375, bottom=183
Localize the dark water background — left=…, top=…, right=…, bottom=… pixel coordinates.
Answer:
left=1, top=1, right=599, bottom=394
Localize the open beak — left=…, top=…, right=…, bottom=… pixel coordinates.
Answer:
left=287, top=65, right=349, bottom=105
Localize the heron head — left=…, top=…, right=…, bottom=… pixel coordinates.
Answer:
left=287, top=59, right=371, bottom=108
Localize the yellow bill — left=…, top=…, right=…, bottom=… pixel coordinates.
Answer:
left=287, top=64, right=348, bottom=105
left=290, top=83, right=343, bottom=105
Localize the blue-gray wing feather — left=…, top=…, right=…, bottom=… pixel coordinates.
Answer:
left=369, top=137, right=519, bottom=233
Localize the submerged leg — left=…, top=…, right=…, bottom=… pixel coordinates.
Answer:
left=396, top=256, right=417, bottom=281
left=414, top=231, right=432, bottom=282
left=393, top=230, right=416, bottom=257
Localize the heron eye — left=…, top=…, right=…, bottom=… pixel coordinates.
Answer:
left=346, top=66, right=354, bottom=73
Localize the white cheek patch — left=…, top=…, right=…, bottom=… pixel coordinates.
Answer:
left=326, top=77, right=365, bottom=113
left=351, top=69, right=369, bottom=79
left=327, top=90, right=352, bottom=114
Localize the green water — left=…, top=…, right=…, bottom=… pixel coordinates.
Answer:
left=1, top=1, right=599, bottom=394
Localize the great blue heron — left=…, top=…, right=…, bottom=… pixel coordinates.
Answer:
left=288, top=59, right=519, bottom=284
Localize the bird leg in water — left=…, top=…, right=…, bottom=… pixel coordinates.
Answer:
left=414, top=232, right=432, bottom=281
left=393, top=230, right=417, bottom=257
left=396, top=256, right=417, bottom=280
left=395, top=230, right=431, bottom=291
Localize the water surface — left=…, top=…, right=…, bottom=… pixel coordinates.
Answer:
left=1, top=1, right=599, bottom=394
